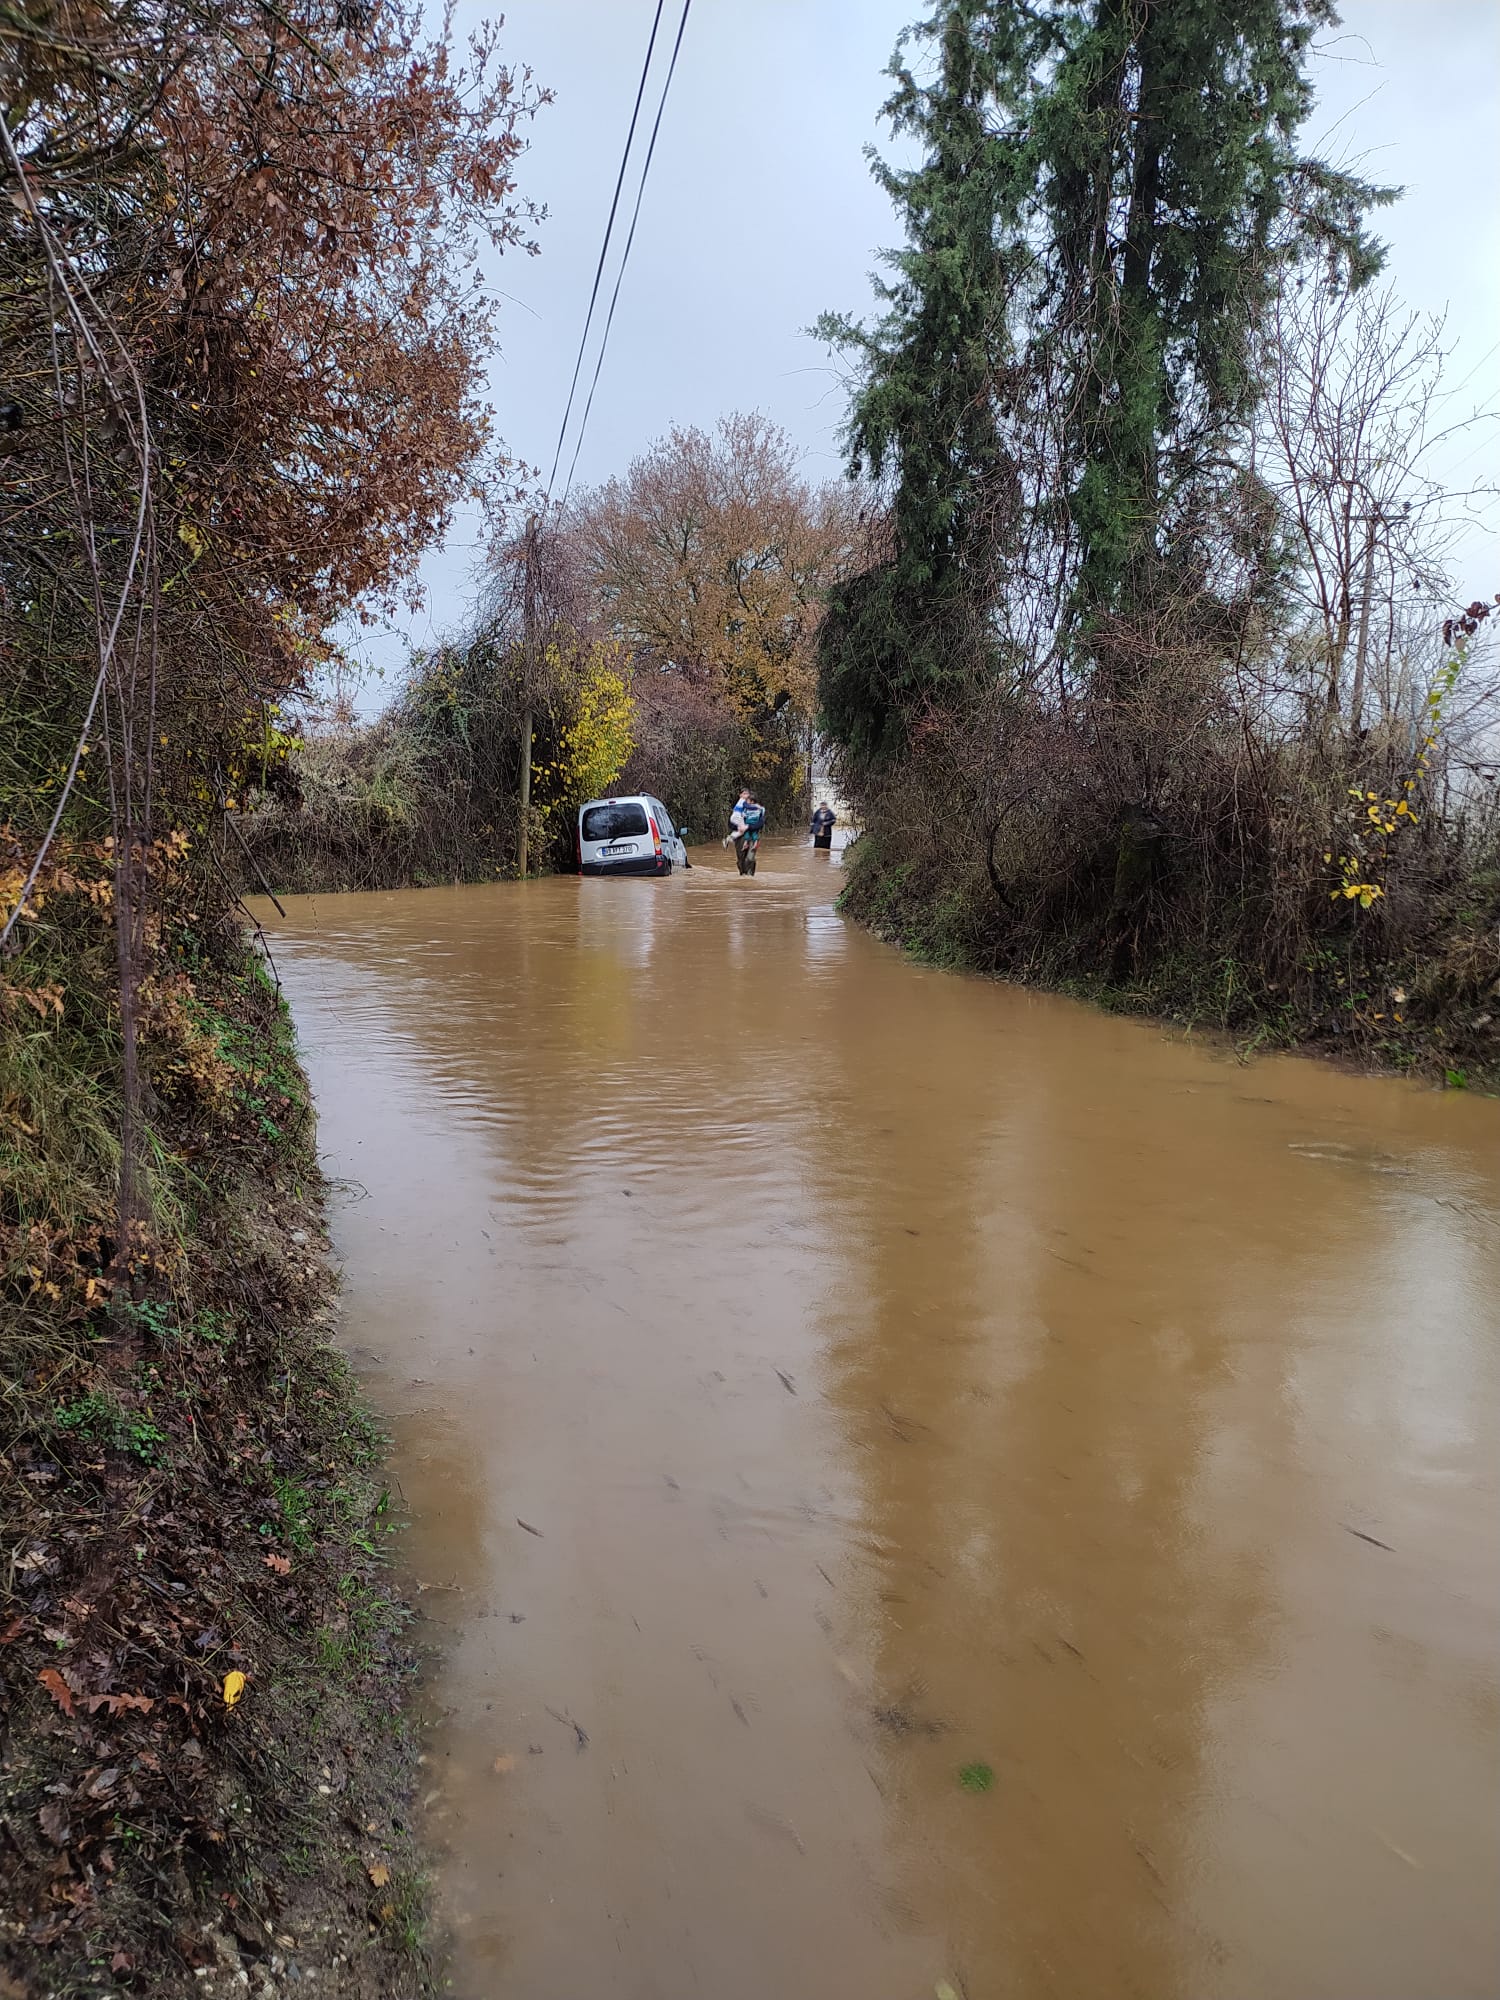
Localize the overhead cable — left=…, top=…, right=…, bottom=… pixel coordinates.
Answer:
left=544, top=0, right=668, bottom=500
left=559, top=0, right=693, bottom=508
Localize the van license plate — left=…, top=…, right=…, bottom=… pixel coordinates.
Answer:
left=602, top=842, right=638, bottom=857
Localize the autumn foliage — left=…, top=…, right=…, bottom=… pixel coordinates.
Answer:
left=2, top=0, right=545, bottom=1984
left=574, top=414, right=862, bottom=737
left=3, top=0, right=547, bottom=1258
left=3, top=0, right=543, bottom=832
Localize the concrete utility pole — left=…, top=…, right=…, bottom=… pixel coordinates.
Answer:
left=1349, top=499, right=1407, bottom=737
left=1349, top=511, right=1379, bottom=739
left=517, top=514, right=538, bottom=878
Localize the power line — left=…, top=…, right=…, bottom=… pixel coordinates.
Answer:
left=544, top=0, right=667, bottom=500
left=559, top=0, right=693, bottom=508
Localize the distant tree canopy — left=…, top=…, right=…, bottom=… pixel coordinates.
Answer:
left=572, top=414, right=865, bottom=740
left=815, top=0, right=1393, bottom=761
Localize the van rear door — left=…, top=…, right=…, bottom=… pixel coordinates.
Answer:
left=580, top=800, right=650, bottom=867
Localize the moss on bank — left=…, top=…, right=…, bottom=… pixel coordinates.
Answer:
left=2, top=877, right=432, bottom=1998
left=838, top=825, right=1500, bottom=1090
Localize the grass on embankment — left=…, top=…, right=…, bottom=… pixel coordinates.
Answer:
left=2, top=855, right=433, bottom=1999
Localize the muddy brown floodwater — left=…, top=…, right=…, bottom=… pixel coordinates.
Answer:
left=262, top=838, right=1500, bottom=2000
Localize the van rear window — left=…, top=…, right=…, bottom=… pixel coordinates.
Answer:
left=582, top=802, right=649, bottom=841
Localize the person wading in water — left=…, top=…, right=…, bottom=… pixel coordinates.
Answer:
left=809, top=801, right=836, bottom=850
left=724, top=790, right=765, bottom=876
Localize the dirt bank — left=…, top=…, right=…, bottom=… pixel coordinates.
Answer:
left=837, top=826, right=1500, bottom=1092
left=1, top=886, right=432, bottom=1999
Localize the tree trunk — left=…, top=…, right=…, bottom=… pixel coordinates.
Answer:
left=1120, top=2, right=1162, bottom=534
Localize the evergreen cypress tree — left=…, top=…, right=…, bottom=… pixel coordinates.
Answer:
left=818, top=0, right=1391, bottom=756
left=813, top=3, right=1044, bottom=761
left=1033, top=0, right=1390, bottom=626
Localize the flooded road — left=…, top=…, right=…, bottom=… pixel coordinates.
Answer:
left=264, top=841, right=1500, bottom=2000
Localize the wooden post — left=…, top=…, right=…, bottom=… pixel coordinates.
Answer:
left=517, top=707, right=533, bottom=876
left=517, top=514, right=538, bottom=877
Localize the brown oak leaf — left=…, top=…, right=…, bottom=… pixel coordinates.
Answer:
left=38, top=1666, right=75, bottom=1716
left=82, top=1691, right=154, bottom=1716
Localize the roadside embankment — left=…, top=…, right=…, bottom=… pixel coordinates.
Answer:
left=2, top=848, right=432, bottom=1999
left=835, top=788, right=1500, bottom=1091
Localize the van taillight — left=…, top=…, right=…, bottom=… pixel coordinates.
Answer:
left=648, top=815, right=661, bottom=852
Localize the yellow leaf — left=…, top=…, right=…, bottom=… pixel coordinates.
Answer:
left=368, top=1863, right=391, bottom=1888
left=222, top=1671, right=247, bottom=1709
left=492, top=1753, right=516, bottom=1774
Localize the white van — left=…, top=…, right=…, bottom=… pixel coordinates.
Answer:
left=576, top=795, right=689, bottom=876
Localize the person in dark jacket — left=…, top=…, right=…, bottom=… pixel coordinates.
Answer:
left=809, top=802, right=836, bottom=850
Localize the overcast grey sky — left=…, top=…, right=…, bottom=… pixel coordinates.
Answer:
left=353, top=0, right=1500, bottom=689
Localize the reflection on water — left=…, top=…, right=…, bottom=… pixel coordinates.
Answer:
left=261, top=839, right=1500, bottom=2000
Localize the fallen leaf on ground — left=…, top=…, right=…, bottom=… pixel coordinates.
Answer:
left=367, top=1863, right=390, bottom=1888
left=222, top=1671, right=246, bottom=1709
left=264, top=1553, right=292, bottom=1575
left=38, top=1802, right=70, bottom=1847
left=935, top=1983, right=960, bottom=2000
left=38, top=1667, right=75, bottom=1716
left=492, top=1754, right=515, bottom=1774
left=82, top=1691, right=154, bottom=1716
